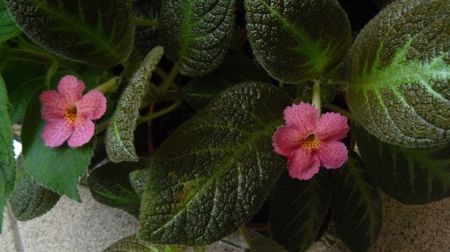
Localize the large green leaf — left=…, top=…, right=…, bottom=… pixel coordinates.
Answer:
left=106, top=46, right=164, bottom=163
left=245, top=0, right=351, bottom=83
left=269, top=171, right=331, bottom=252
left=182, top=55, right=271, bottom=110
left=331, top=151, right=382, bottom=252
left=9, top=160, right=60, bottom=221
left=88, top=161, right=146, bottom=218
left=0, top=76, right=15, bottom=232
left=139, top=82, right=291, bottom=245
left=104, top=235, right=183, bottom=252
left=21, top=94, right=94, bottom=201
left=347, top=0, right=450, bottom=148
left=159, top=0, right=236, bottom=76
left=354, top=124, right=450, bottom=205
left=0, top=0, right=20, bottom=41
left=6, top=0, right=134, bottom=67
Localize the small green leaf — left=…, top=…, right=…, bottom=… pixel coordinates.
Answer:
left=245, top=0, right=351, bottom=83
left=21, top=94, right=94, bottom=201
left=159, top=0, right=236, bottom=76
left=0, top=0, right=21, bottom=41
left=331, top=151, right=382, bottom=252
left=354, top=124, right=450, bottom=205
left=0, top=75, right=15, bottom=232
left=269, top=171, right=331, bottom=252
left=9, top=160, right=60, bottom=221
left=347, top=0, right=450, bottom=147
left=182, top=55, right=271, bottom=110
left=88, top=161, right=147, bottom=218
left=249, top=236, right=288, bottom=252
left=106, top=46, right=164, bottom=163
left=139, top=82, right=292, bottom=245
left=104, top=235, right=183, bottom=252
left=6, top=0, right=134, bottom=67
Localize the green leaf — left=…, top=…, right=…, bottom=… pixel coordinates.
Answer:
left=249, top=236, right=288, bottom=252
left=139, top=82, right=292, bottom=245
left=182, top=55, right=271, bottom=110
left=0, top=0, right=21, bottom=41
left=133, top=0, right=161, bottom=53
left=347, top=0, right=450, bottom=148
left=9, top=159, right=60, bottom=221
left=5, top=0, right=134, bottom=67
left=88, top=161, right=147, bottom=218
left=159, top=0, right=236, bottom=76
left=106, top=46, right=164, bottom=163
left=269, top=171, right=331, bottom=252
left=331, top=151, right=382, bottom=252
left=21, top=93, right=94, bottom=201
left=0, top=75, right=15, bottom=232
left=129, top=168, right=150, bottom=198
left=244, top=0, right=351, bottom=83
left=104, top=235, right=183, bottom=252
left=354, top=124, right=450, bottom=205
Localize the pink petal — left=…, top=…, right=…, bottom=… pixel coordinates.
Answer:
left=287, top=148, right=321, bottom=180
left=57, top=75, right=85, bottom=103
left=272, top=125, right=304, bottom=156
left=283, top=102, right=318, bottom=132
left=68, top=119, right=95, bottom=148
left=316, top=112, right=349, bottom=141
left=40, top=90, right=67, bottom=122
left=42, top=120, right=73, bottom=148
left=75, top=90, right=107, bottom=120
left=317, top=141, right=348, bottom=169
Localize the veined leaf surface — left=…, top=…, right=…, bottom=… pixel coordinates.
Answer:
left=0, top=0, right=20, bottom=41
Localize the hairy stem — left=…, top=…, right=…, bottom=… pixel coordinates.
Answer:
left=312, top=79, right=321, bottom=113
left=96, top=77, right=120, bottom=94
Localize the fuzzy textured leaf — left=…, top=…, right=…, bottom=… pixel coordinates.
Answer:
left=182, top=55, right=271, bottom=110
left=331, top=151, right=382, bottom=252
left=159, top=0, right=236, bottom=76
left=354, top=125, right=450, bottom=205
left=269, top=171, right=331, bottom=252
left=9, top=161, right=60, bottom=221
left=104, top=235, right=182, bottom=252
left=139, top=82, right=291, bottom=245
left=21, top=94, right=94, bottom=201
left=106, top=46, right=164, bottom=163
left=0, top=0, right=20, bottom=41
left=6, top=0, right=134, bottom=67
left=88, top=161, right=146, bottom=218
left=347, top=0, right=450, bottom=147
left=0, top=76, right=15, bottom=231
left=245, top=0, right=351, bottom=83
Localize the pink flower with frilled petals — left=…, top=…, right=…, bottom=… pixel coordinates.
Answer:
left=39, top=75, right=106, bottom=148
left=272, top=102, right=350, bottom=180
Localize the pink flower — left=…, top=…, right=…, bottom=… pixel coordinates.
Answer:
left=39, top=75, right=107, bottom=148
left=272, top=102, right=349, bottom=180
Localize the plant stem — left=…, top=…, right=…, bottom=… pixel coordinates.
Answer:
left=324, top=104, right=352, bottom=118
left=45, top=60, right=59, bottom=89
left=239, top=226, right=253, bottom=247
left=96, top=77, right=120, bottom=94
left=95, top=119, right=111, bottom=134
left=160, top=63, right=180, bottom=91
left=139, top=99, right=183, bottom=123
left=134, top=16, right=159, bottom=27
left=312, top=79, right=321, bottom=113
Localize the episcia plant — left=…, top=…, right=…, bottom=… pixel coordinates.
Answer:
left=0, top=0, right=448, bottom=251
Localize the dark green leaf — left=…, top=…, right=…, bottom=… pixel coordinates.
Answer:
left=0, top=75, right=15, bottom=232
left=106, top=46, right=164, bottom=163
left=133, top=0, right=161, bottom=53
left=139, top=82, right=292, bottom=245
left=159, top=0, right=236, bottom=76
left=182, top=55, right=271, bottom=110
left=347, top=0, right=450, bottom=147
left=331, top=151, right=382, bottom=252
left=9, top=160, right=60, bottom=221
left=6, top=0, right=134, bottom=67
left=245, top=0, right=351, bottom=83
left=269, top=171, right=331, bottom=252
left=0, top=0, right=21, bottom=41
left=354, top=124, right=450, bottom=205
left=129, top=168, right=150, bottom=198
left=249, top=236, right=288, bottom=252
left=88, top=160, right=147, bottom=218
left=21, top=94, right=94, bottom=201
left=104, top=235, right=183, bottom=252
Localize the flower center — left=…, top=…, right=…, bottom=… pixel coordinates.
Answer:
left=64, top=105, right=77, bottom=126
left=301, top=133, right=320, bottom=151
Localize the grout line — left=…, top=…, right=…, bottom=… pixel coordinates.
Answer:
left=6, top=203, right=25, bottom=252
